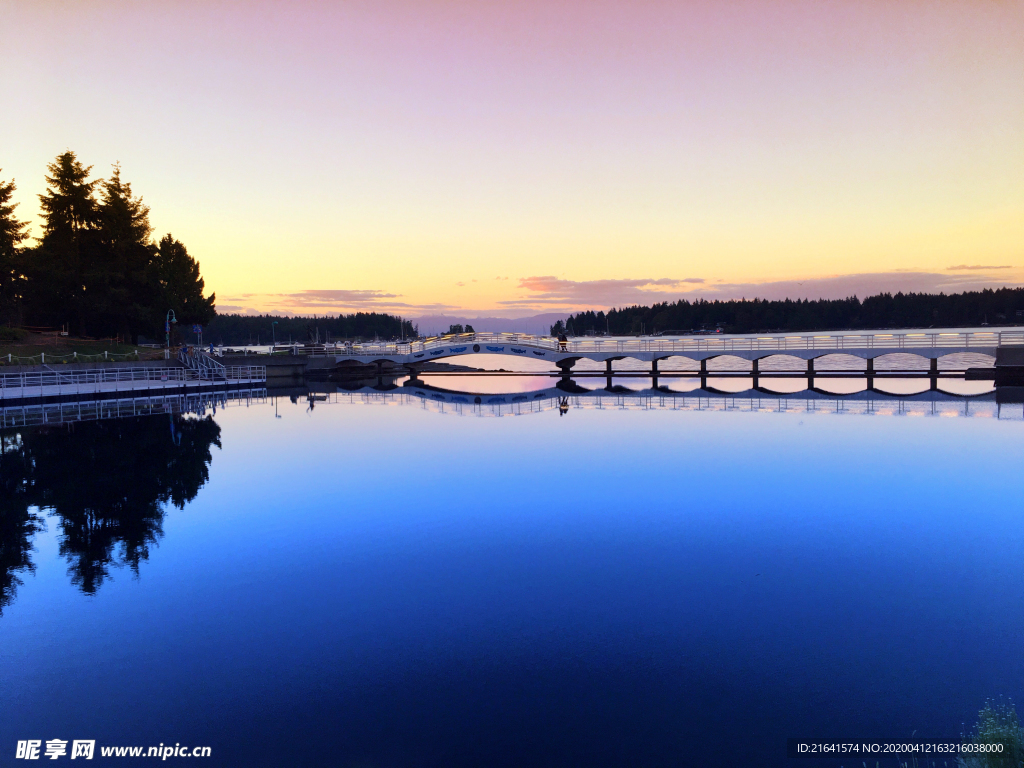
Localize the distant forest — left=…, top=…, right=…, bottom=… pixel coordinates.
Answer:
left=553, top=288, right=1024, bottom=336
left=205, top=312, right=416, bottom=345
left=0, top=152, right=214, bottom=342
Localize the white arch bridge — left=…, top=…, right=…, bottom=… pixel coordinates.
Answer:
left=284, top=329, right=1022, bottom=378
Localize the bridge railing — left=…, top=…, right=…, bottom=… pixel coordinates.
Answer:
left=565, top=331, right=1022, bottom=353
left=273, top=332, right=560, bottom=357
left=274, top=330, right=1021, bottom=358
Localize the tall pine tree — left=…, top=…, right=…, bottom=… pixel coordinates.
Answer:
left=97, top=164, right=159, bottom=340
left=25, top=151, right=101, bottom=332
left=15, top=151, right=218, bottom=341
left=156, top=235, right=216, bottom=330
left=0, top=172, right=29, bottom=326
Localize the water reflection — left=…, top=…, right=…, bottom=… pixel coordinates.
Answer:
left=0, top=372, right=1012, bottom=614
left=0, top=434, right=44, bottom=617
left=1, top=372, right=1022, bottom=766
left=0, top=414, right=220, bottom=606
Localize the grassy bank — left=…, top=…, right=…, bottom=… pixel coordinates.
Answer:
left=0, top=333, right=165, bottom=364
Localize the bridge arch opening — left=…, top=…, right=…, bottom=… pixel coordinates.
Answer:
left=753, top=378, right=811, bottom=395
left=810, top=379, right=870, bottom=396
left=870, top=379, right=933, bottom=396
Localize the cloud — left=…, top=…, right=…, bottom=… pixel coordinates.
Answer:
left=947, top=264, right=1013, bottom=270
left=218, top=289, right=458, bottom=316
left=216, top=269, right=1024, bottom=317
left=501, top=276, right=705, bottom=307
left=711, top=271, right=1022, bottom=301
left=499, top=271, right=1023, bottom=311
left=283, top=289, right=400, bottom=304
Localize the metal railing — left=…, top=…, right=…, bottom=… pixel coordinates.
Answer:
left=1, top=364, right=267, bottom=398
left=178, top=347, right=228, bottom=379
left=223, top=365, right=266, bottom=382
left=272, top=330, right=1023, bottom=358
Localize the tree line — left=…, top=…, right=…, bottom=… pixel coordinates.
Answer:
left=0, top=152, right=215, bottom=342
left=553, top=288, right=1024, bottom=336
left=204, top=312, right=417, bottom=345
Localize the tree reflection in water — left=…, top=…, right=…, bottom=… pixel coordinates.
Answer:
left=0, top=414, right=220, bottom=611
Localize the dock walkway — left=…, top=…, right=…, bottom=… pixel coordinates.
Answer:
left=0, top=362, right=266, bottom=402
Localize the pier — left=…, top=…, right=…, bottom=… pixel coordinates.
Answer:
left=0, top=350, right=265, bottom=402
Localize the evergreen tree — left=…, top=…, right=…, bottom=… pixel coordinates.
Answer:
left=96, top=164, right=159, bottom=340
left=25, top=151, right=101, bottom=332
left=10, top=151, right=220, bottom=340
left=156, top=234, right=216, bottom=329
left=0, top=172, right=29, bottom=326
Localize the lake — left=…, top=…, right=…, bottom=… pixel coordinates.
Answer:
left=1, top=370, right=1022, bottom=766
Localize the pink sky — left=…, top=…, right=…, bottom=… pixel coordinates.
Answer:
left=1, top=1, right=1022, bottom=316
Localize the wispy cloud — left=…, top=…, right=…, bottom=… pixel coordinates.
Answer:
left=500, top=276, right=705, bottom=308
left=284, top=289, right=401, bottom=304
left=217, top=269, right=1023, bottom=318
left=499, top=271, right=1023, bottom=311
left=711, top=271, right=1022, bottom=301
left=219, top=289, right=458, bottom=316
left=947, top=264, right=1013, bottom=271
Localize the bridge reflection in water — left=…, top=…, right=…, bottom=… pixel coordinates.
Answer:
left=294, top=376, right=1023, bottom=420
left=3, top=378, right=1022, bottom=424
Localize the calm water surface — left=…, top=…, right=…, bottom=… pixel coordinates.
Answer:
left=1, top=377, right=1022, bottom=767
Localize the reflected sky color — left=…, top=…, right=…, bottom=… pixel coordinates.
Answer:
left=1, top=397, right=1022, bottom=766
left=2, top=1, right=1022, bottom=314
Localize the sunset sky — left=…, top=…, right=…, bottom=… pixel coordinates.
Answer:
left=1, top=1, right=1022, bottom=318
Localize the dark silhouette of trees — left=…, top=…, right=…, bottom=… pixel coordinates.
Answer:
left=24, top=151, right=102, bottom=331
left=156, top=235, right=216, bottom=331
left=0, top=172, right=29, bottom=326
left=0, top=431, right=45, bottom=616
left=0, top=413, right=221, bottom=606
left=13, top=151, right=216, bottom=341
left=561, top=289, right=1024, bottom=336
left=94, top=164, right=163, bottom=340
left=204, top=312, right=416, bottom=345
left=7, top=151, right=420, bottom=344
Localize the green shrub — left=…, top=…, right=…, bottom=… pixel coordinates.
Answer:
left=0, top=326, right=27, bottom=341
left=959, top=701, right=1023, bottom=768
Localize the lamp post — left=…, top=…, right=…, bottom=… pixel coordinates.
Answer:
left=165, top=310, right=177, bottom=359
left=272, top=321, right=278, bottom=347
